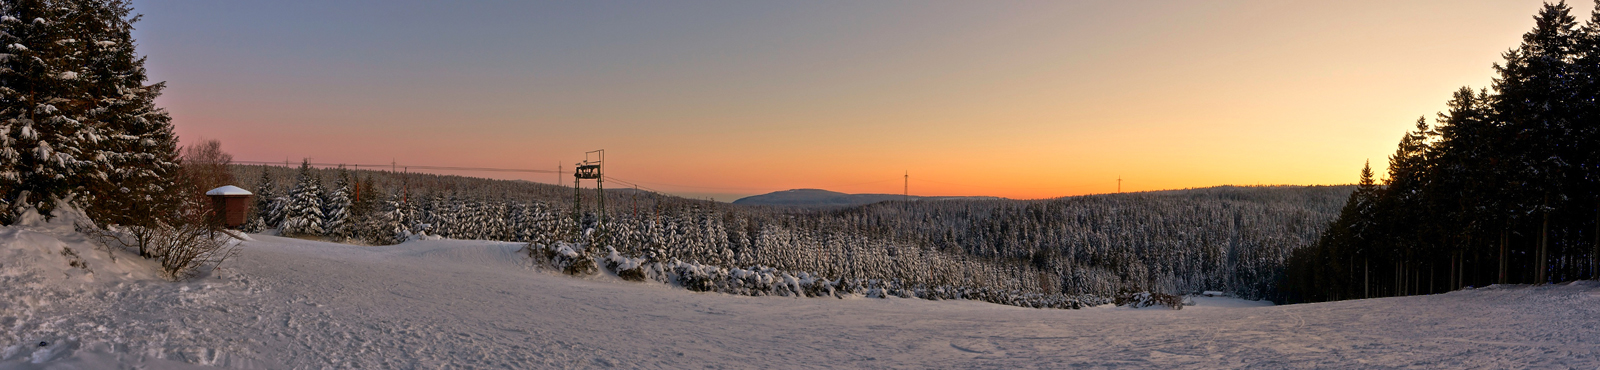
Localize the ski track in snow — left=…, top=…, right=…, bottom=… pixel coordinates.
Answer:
left=3, top=226, right=1600, bottom=369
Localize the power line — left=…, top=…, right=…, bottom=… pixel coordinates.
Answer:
left=239, top=158, right=1093, bottom=198
left=601, top=176, right=667, bottom=195
left=234, top=160, right=561, bottom=174
left=242, top=159, right=683, bottom=197
left=601, top=175, right=769, bottom=192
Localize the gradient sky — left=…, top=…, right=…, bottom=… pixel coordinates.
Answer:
left=133, top=1, right=1586, bottom=201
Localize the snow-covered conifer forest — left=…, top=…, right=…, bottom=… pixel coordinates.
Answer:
left=5, top=0, right=1600, bottom=367
left=233, top=164, right=1349, bottom=306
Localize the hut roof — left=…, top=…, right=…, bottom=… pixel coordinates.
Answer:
left=205, top=185, right=253, bottom=196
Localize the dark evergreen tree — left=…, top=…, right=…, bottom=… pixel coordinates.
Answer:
left=1493, top=2, right=1578, bottom=283
left=244, top=167, right=274, bottom=229
left=1579, top=0, right=1600, bottom=282
left=348, top=171, right=376, bottom=239
left=1288, top=2, right=1600, bottom=302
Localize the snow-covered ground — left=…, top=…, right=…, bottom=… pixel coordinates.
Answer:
left=3, top=213, right=1599, bottom=369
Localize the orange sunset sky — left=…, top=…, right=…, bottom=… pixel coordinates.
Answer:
left=136, top=1, right=1583, bottom=201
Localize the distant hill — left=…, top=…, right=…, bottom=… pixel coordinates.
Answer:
left=732, top=189, right=1003, bottom=207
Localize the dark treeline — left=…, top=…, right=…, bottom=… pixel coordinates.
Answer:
left=237, top=161, right=1346, bottom=306
left=1284, top=2, right=1600, bottom=303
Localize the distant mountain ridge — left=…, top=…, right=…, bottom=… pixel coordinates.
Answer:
left=732, top=189, right=1003, bottom=207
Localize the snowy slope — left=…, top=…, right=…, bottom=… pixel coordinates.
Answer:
left=2, top=216, right=1599, bottom=368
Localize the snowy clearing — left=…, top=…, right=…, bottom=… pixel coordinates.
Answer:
left=2, top=215, right=1598, bottom=368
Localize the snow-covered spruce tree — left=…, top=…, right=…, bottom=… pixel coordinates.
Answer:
left=487, top=200, right=511, bottom=241
left=241, top=166, right=274, bottom=232
left=1, top=0, right=182, bottom=225
left=430, top=192, right=460, bottom=238
left=322, top=167, right=353, bottom=240
left=74, top=0, right=180, bottom=225
left=506, top=201, right=529, bottom=242
left=1, top=1, right=83, bottom=221
left=267, top=193, right=287, bottom=230
left=370, top=192, right=409, bottom=244
left=279, top=160, right=325, bottom=236
left=453, top=197, right=481, bottom=239
left=347, top=172, right=376, bottom=238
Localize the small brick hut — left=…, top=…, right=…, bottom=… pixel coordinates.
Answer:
left=206, top=185, right=253, bottom=228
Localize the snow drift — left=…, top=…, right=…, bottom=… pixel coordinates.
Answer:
left=4, top=219, right=1599, bottom=368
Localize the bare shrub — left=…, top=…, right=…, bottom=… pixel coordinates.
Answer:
left=82, top=217, right=240, bottom=281
left=615, top=267, right=646, bottom=281
left=59, top=247, right=90, bottom=273
left=75, top=139, right=242, bottom=280
left=181, top=139, right=235, bottom=192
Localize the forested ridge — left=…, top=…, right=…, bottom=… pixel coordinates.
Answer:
left=1284, top=2, right=1600, bottom=303
left=238, top=163, right=1347, bottom=306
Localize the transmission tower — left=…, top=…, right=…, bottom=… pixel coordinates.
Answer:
left=573, top=150, right=605, bottom=233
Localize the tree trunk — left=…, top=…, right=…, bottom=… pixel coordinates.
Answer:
left=1500, top=228, right=1508, bottom=285
left=1593, top=201, right=1598, bottom=280
left=1364, top=258, right=1369, bottom=299
left=1539, top=194, right=1550, bottom=284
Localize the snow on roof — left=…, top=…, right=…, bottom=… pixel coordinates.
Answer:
left=206, top=185, right=253, bottom=196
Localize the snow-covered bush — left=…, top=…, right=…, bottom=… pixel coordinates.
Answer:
left=1114, top=290, right=1183, bottom=310
left=603, top=247, right=648, bottom=281
left=525, top=242, right=598, bottom=276
left=525, top=240, right=1119, bottom=309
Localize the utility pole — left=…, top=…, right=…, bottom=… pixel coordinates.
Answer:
left=1118, top=176, right=1122, bottom=193
left=573, top=166, right=581, bottom=227
left=904, top=171, right=909, bottom=203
